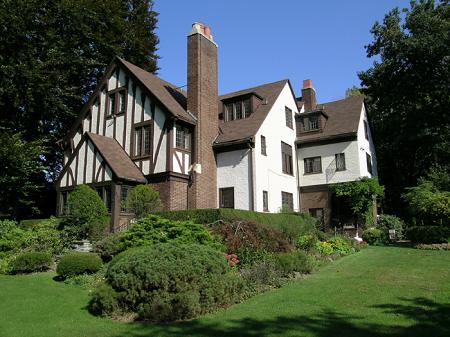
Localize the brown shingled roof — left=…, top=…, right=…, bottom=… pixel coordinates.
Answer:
left=296, top=95, right=364, bottom=144
left=214, top=80, right=289, bottom=145
left=117, top=58, right=195, bottom=125
left=86, top=133, right=147, bottom=183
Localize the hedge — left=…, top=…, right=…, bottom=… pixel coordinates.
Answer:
left=56, top=252, right=102, bottom=279
left=10, top=251, right=52, bottom=274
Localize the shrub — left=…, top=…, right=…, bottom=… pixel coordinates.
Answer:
left=415, top=243, right=450, bottom=250
left=0, top=220, right=30, bottom=253
left=125, top=184, right=162, bottom=219
left=93, top=233, right=123, bottom=262
left=92, top=243, right=244, bottom=321
left=56, top=252, right=102, bottom=279
left=209, top=220, right=291, bottom=256
left=362, top=228, right=383, bottom=245
left=315, top=241, right=334, bottom=256
left=377, top=214, right=405, bottom=242
left=296, top=234, right=318, bottom=250
left=10, top=251, right=52, bottom=274
left=236, top=248, right=274, bottom=267
left=406, top=226, right=450, bottom=244
left=327, top=236, right=353, bottom=255
left=89, top=283, right=119, bottom=316
left=63, top=185, right=109, bottom=240
left=240, top=260, right=282, bottom=288
left=274, top=251, right=315, bottom=276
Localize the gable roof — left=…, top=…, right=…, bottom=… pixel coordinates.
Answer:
left=117, top=58, right=195, bottom=125
left=214, top=80, right=289, bottom=146
left=296, top=95, right=365, bottom=144
left=86, top=133, right=147, bottom=183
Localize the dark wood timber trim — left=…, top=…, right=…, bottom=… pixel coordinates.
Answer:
left=92, top=148, right=97, bottom=183
left=96, top=94, right=101, bottom=134
left=102, top=161, right=106, bottom=182
left=133, top=120, right=152, bottom=128
left=95, top=163, right=103, bottom=182
left=103, top=89, right=108, bottom=136
left=88, top=109, right=92, bottom=132
left=153, top=119, right=169, bottom=174
left=130, top=82, right=137, bottom=156
left=67, top=167, right=75, bottom=186
left=83, top=141, right=88, bottom=184
left=296, top=133, right=357, bottom=148
left=166, top=120, right=174, bottom=171
left=122, top=79, right=130, bottom=148
left=174, top=151, right=183, bottom=173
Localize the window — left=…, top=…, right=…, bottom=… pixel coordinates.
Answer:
left=285, top=107, right=293, bottom=128
left=96, top=186, right=112, bottom=212
left=224, top=99, right=252, bottom=121
left=281, top=142, right=293, bottom=175
left=261, top=135, right=267, bottom=156
left=335, top=153, right=346, bottom=171
left=281, top=191, right=294, bottom=211
left=309, top=116, right=319, bottom=130
left=120, top=185, right=131, bottom=213
left=134, top=124, right=151, bottom=157
left=309, top=208, right=324, bottom=225
left=108, top=93, right=115, bottom=116
left=176, top=124, right=191, bottom=149
left=364, top=121, right=369, bottom=140
left=304, top=156, right=322, bottom=174
left=263, top=191, right=269, bottom=211
left=366, top=153, right=373, bottom=174
left=119, top=90, right=126, bottom=114
left=219, top=188, right=234, bottom=208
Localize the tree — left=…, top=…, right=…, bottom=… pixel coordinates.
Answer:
left=358, top=0, right=450, bottom=215
left=125, top=185, right=162, bottom=219
left=0, top=0, right=159, bottom=217
left=0, top=129, right=46, bottom=219
left=345, top=86, right=364, bottom=98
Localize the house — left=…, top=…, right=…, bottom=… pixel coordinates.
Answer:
left=55, top=23, right=377, bottom=231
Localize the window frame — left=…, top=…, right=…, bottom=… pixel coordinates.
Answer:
left=366, top=153, right=373, bottom=174
left=219, top=187, right=235, bottom=209
left=364, top=120, right=369, bottom=140
left=133, top=121, right=152, bottom=159
left=96, top=186, right=112, bottom=212
left=304, top=156, right=322, bottom=174
left=285, top=107, right=293, bottom=129
left=175, top=124, right=191, bottom=150
left=335, top=153, right=346, bottom=171
left=105, top=87, right=127, bottom=118
left=281, top=141, right=293, bottom=175
left=309, top=208, right=324, bottom=225
left=120, top=185, right=132, bottom=213
left=261, top=135, right=267, bottom=156
left=281, top=191, right=294, bottom=211
left=224, top=98, right=252, bottom=122
left=263, top=190, right=269, bottom=212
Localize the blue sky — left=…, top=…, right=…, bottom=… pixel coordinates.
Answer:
left=153, top=0, right=410, bottom=103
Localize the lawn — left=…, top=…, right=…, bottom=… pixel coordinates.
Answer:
left=1, top=246, right=449, bottom=337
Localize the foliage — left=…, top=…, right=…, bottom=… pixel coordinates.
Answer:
left=89, top=283, right=119, bottom=317
left=274, top=251, right=316, bottom=276
left=157, top=208, right=317, bottom=242
left=314, top=236, right=356, bottom=255
left=406, top=226, right=450, bottom=244
left=362, top=228, right=383, bottom=245
left=0, top=129, right=47, bottom=218
left=331, top=178, right=384, bottom=226
left=10, top=251, right=52, bottom=274
left=345, top=86, right=364, bottom=98
left=91, top=243, right=245, bottom=321
left=125, top=184, right=162, bottom=219
left=296, top=234, right=319, bottom=251
left=63, top=272, right=106, bottom=291
left=314, top=241, right=335, bottom=256
left=377, top=214, right=405, bottom=242
left=0, top=1, right=160, bottom=219
left=240, top=260, right=282, bottom=288
left=92, top=233, right=123, bottom=262
left=359, top=1, right=450, bottom=215
left=56, top=252, right=102, bottom=279
left=415, top=243, right=450, bottom=250
left=403, top=181, right=450, bottom=227
left=63, top=185, right=109, bottom=241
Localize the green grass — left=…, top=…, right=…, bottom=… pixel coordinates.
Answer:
left=1, top=247, right=449, bottom=337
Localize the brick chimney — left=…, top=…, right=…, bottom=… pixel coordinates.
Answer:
left=187, top=22, right=218, bottom=209
left=301, top=79, right=317, bottom=111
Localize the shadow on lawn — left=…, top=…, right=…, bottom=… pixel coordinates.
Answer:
left=117, top=297, right=450, bottom=337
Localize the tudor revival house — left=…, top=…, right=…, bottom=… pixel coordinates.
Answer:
left=56, top=23, right=377, bottom=231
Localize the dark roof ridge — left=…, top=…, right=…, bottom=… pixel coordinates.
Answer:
left=219, top=79, right=289, bottom=99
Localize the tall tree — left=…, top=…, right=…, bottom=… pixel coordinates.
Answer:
left=0, top=0, right=159, bottom=218
left=359, top=0, right=450, bottom=214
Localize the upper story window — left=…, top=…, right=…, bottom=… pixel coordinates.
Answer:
left=304, top=156, right=322, bottom=174
left=108, top=93, right=115, bottom=116
left=106, top=88, right=127, bottom=117
left=364, top=120, right=369, bottom=140
left=335, top=153, right=346, bottom=171
left=309, top=116, right=319, bottom=130
left=298, top=114, right=321, bottom=133
left=366, top=153, right=373, bottom=174
left=281, top=142, right=293, bottom=175
left=285, top=107, right=293, bottom=128
left=176, top=124, right=191, bottom=150
left=134, top=123, right=151, bottom=157
left=119, top=90, right=126, bottom=114
left=224, top=98, right=251, bottom=121
left=261, top=135, right=267, bottom=156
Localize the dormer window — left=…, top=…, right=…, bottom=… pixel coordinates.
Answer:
left=298, top=113, right=322, bottom=133
left=309, top=116, right=319, bottom=130
left=224, top=98, right=251, bottom=121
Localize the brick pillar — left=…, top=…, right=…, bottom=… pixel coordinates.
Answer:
left=187, top=23, right=218, bottom=209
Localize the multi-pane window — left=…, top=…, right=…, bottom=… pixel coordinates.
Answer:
left=309, top=208, right=324, bottom=225
left=224, top=99, right=251, bottom=121
left=335, top=153, right=346, bottom=171
left=120, top=185, right=131, bottom=213
left=299, top=115, right=321, bottom=132
left=366, top=153, right=373, bottom=174
left=96, top=186, right=112, bottom=212
left=281, top=142, right=293, bottom=175
left=261, top=135, right=267, bottom=156
left=364, top=121, right=369, bottom=140
left=309, top=116, right=319, bottom=130
left=285, top=107, right=293, bottom=128
left=176, top=124, right=191, bottom=149
left=108, top=93, right=115, bottom=116
left=134, top=125, right=151, bottom=157
left=304, top=156, right=322, bottom=174
left=263, top=191, right=269, bottom=211
left=119, top=90, right=126, bottom=114
left=281, top=191, right=294, bottom=211
left=219, top=187, right=234, bottom=208
left=106, top=89, right=127, bottom=116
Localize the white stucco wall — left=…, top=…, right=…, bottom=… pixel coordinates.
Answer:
left=357, top=104, right=378, bottom=177
left=217, top=149, right=251, bottom=210
left=254, top=83, right=299, bottom=212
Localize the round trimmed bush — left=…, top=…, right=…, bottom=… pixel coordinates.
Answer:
left=10, top=251, right=52, bottom=274
left=90, top=243, right=245, bottom=321
left=362, top=228, right=383, bottom=245
left=57, top=252, right=102, bottom=278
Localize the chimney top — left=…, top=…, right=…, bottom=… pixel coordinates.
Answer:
left=188, top=22, right=217, bottom=46
left=303, top=79, right=313, bottom=89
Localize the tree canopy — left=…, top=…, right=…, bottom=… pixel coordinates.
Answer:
left=0, top=0, right=159, bottom=218
left=359, top=0, right=450, bottom=214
